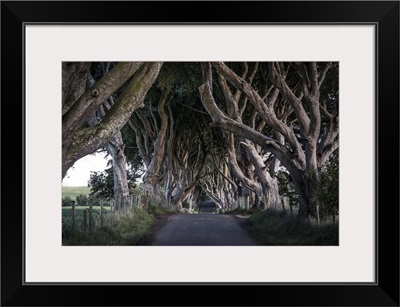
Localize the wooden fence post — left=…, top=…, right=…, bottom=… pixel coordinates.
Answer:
left=89, top=205, right=93, bottom=230
left=82, top=209, right=88, bottom=231
left=100, top=199, right=104, bottom=226
left=71, top=201, right=76, bottom=230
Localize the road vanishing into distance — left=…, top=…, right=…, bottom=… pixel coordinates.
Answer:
left=144, top=200, right=258, bottom=246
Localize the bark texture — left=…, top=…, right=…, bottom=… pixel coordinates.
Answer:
left=200, top=62, right=338, bottom=217
left=62, top=62, right=163, bottom=178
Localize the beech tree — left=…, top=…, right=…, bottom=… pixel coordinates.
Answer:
left=199, top=62, right=338, bottom=217
left=62, top=62, right=163, bottom=179
left=199, top=135, right=238, bottom=210
left=128, top=91, right=169, bottom=203
left=88, top=161, right=140, bottom=203
left=86, top=63, right=130, bottom=210
left=167, top=111, right=208, bottom=209
left=63, top=61, right=338, bottom=219
left=215, top=63, right=281, bottom=209
left=124, top=63, right=208, bottom=209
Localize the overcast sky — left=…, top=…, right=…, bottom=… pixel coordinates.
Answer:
left=62, top=152, right=109, bottom=187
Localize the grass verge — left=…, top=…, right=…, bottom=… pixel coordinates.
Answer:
left=62, top=207, right=154, bottom=245
left=147, top=203, right=176, bottom=216
left=62, top=204, right=175, bottom=246
left=244, top=209, right=338, bottom=246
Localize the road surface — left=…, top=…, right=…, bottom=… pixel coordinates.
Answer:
left=145, top=201, right=257, bottom=246
left=198, top=200, right=217, bottom=214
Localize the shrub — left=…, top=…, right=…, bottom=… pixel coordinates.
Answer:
left=276, top=171, right=298, bottom=206
left=76, top=194, right=88, bottom=206
left=147, top=204, right=176, bottom=216
left=62, top=196, right=74, bottom=207
left=313, top=151, right=339, bottom=219
left=182, top=201, right=190, bottom=209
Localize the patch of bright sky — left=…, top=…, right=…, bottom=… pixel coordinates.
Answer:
left=61, top=151, right=110, bottom=187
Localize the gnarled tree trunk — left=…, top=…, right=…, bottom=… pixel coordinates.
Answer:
left=106, top=133, right=129, bottom=211
left=62, top=62, right=163, bottom=178
left=200, top=62, right=338, bottom=217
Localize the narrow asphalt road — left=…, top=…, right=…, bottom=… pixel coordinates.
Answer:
left=145, top=201, right=258, bottom=246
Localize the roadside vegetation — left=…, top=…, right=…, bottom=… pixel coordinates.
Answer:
left=62, top=203, right=175, bottom=246
left=229, top=207, right=338, bottom=246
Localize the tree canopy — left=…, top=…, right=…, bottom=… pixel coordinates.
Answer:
left=62, top=61, right=339, bottom=218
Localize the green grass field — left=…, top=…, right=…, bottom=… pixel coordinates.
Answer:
left=62, top=186, right=90, bottom=200
left=62, top=205, right=112, bottom=232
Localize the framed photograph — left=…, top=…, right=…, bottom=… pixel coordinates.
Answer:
left=2, top=1, right=399, bottom=306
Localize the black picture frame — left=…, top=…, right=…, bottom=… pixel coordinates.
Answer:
left=1, top=1, right=399, bottom=306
